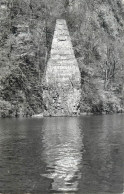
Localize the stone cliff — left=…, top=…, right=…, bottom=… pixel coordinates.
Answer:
left=0, top=0, right=124, bottom=117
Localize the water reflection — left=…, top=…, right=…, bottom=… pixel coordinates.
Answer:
left=0, top=115, right=123, bottom=193
left=42, top=117, right=84, bottom=192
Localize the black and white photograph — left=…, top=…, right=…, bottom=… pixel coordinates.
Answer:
left=0, top=0, right=124, bottom=193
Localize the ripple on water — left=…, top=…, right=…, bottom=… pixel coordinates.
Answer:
left=0, top=115, right=123, bottom=193
left=42, top=117, right=84, bottom=192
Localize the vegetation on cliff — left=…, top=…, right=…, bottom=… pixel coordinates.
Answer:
left=66, top=0, right=124, bottom=114
left=0, top=0, right=124, bottom=117
left=0, top=0, right=46, bottom=117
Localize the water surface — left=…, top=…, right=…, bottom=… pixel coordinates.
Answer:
left=0, top=115, right=123, bottom=193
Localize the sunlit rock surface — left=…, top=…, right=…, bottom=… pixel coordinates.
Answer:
left=43, top=19, right=81, bottom=116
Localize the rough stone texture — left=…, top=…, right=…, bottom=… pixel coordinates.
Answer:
left=43, top=19, right=81, bottom=116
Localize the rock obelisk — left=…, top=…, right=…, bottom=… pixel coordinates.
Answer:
left=43, top=19, right=81, bottom=116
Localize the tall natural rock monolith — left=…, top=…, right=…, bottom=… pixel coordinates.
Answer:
left=43, top=19, right=81, bottom=116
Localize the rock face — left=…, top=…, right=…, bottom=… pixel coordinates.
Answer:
left=1, top=0, right=123, bottom=117
left=43, top=19, right=81, bottom=116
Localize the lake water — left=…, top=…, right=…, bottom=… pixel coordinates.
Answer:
left=0, top=115, right=123, bottom=194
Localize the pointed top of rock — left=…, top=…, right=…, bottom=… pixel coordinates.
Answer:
left=50, top=19, right=74, bottom=57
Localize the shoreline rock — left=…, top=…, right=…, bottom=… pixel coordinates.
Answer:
left=32, top=113, right=43, bottom=118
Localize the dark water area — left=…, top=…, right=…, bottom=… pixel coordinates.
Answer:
left=0, top=115, right=123, bottom=194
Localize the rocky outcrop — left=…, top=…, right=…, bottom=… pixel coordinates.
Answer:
left=43, top=19, right=81, bottom=116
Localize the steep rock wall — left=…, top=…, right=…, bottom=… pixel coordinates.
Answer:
left=0, top=0, right=124, bottom=117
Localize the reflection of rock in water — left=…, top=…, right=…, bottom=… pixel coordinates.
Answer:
left=42, top=117, right=84, bottom=192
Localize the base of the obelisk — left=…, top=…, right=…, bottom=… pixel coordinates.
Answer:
left=43, top=83, right=81, bottom=117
